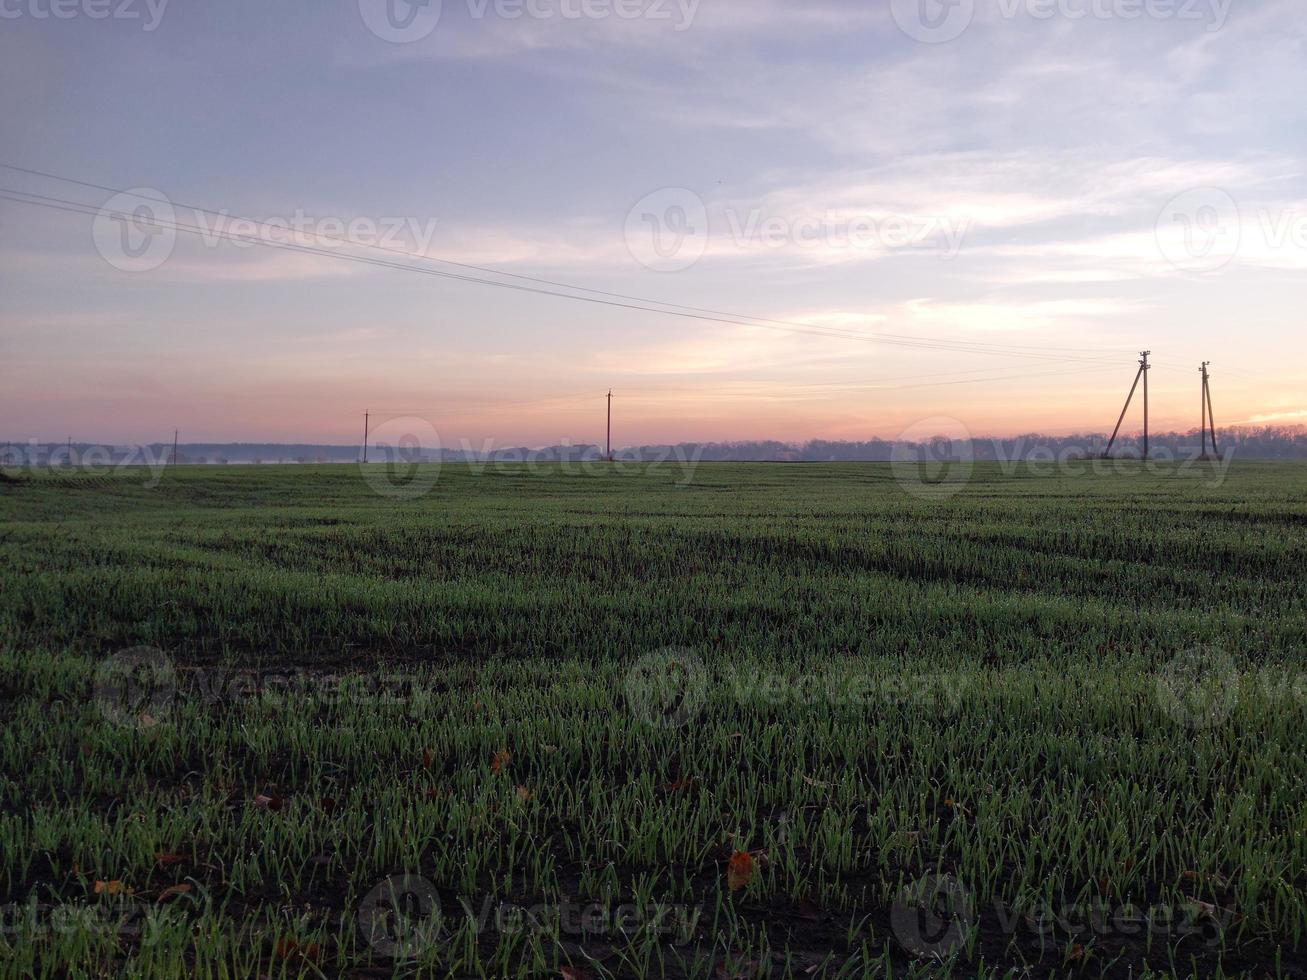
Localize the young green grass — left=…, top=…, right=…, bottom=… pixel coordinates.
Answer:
left=1, top=461, right=1304, bottom=977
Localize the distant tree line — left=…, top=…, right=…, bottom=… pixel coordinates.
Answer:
left=628, top=425, right=1307, bottom=462
left=4, top=426, right=1305, bottom=466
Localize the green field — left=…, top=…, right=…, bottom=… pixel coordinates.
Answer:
left=1, top=461, right=1305, bottom=978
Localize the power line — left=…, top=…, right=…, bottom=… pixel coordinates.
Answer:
left=3, top=185, right=1137, bottom=370
left=1, top=186, right=1130, bottom=369
left=0, top=163, right=1133, bottom=364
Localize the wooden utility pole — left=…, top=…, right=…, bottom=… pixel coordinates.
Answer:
left=1203, top=364, right=1219, bottom=457
left=1141, top=351, right=1150, bottom=460
left=362, top=412, right=370, bottom=464
left=606, top=390, right=613, bottom=462
left=1105, top=354, right=1146, bottom=458
left=1200, top=362, right=1210, bottom=457
left=172, top=430, right=179, bottom=466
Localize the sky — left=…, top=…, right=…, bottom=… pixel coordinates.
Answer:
left=2, top=0, right=1305, bottom=449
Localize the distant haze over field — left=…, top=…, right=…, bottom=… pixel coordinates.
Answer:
left=6, top=426, right=1306, bottom=465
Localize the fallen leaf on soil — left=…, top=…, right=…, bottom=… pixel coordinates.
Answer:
left=253, top=793, right=284, bottom=811
left=516, top=785, right=532, bottom=803
left=93, top=880, right=130, bottom=896
left=559, top=966, right=591, bottom=980
left=1065, top=943, right=1088, bottom=962
left=158, top=883, right=193, bottom=902
left=155, top=852, right=186, bottom=868
left=274, top=938, right=321, bottom=964
left=490, top=750, right=511, bottom=774
left=726, top=851, right=754, bottom=892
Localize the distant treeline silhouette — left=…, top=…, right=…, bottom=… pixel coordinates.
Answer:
left=5, top=425, right=1305, bottom=465
left=671, top=425, right=1307, bottom=462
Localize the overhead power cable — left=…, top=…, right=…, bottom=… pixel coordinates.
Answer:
left=0, top=161, right=1133, bottom=364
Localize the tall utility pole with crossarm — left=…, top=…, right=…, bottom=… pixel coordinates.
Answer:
left=1104, top=351, right=1151, bottom=458
left=606, top=390, right=613, bottom=462
left=1200, top=363, right=1219, bottom=459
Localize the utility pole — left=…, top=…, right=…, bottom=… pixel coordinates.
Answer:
left=1104, top=354, right=1146, bottom=458
left=1200, top=362, right=1210, bottom=457
left=1204, top=364, right=1219, bottom=457
left=362, top=412, right=370, bottom=464
left=172, top=430, right=179, bottom=466
left=1140, top=351, right=1151, bottom=460
left=606, top=390, right=613, bottom=462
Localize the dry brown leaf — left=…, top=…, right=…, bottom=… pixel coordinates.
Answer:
left=726, top=851, right=754, bottom=892
left=274, top=938, right=321, bottom=964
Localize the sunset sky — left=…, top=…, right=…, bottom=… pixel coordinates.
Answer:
left=2, top=0, right=1305, bottom=448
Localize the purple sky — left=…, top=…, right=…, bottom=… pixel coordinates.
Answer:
left=2, top=0, right=1305, bottom=447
